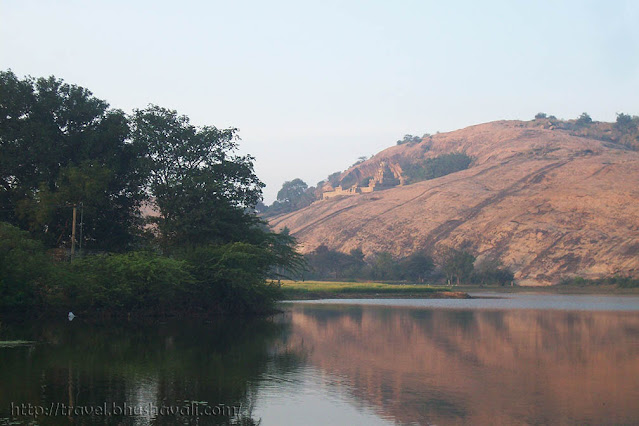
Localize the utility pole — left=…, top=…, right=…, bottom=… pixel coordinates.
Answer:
left=71, top=204, right=77, bottom=259
left=79, top=202, right=84, bottom=253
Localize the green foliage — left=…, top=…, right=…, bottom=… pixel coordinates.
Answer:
left=532, top=111, right=638, bottom=150
left=472, top=257, right=514, bottom=286
left=130, top=105, right=264, bottom=249
left=262, top=229, right=307, bottom=280
left=277, top=178, right=308, bottom=204
left=304, top=246, right=435, bottom=282
left=351, top=155, right=369, bottom=167
left=399, top=252, right=435, bottom=282
left=305, top=245, right=365, bottom=280
left=613, top=113, right=639, bottom=150
left=0, top=220, right=301, bottom=315
left=0, top=71, right=306, bottom=317
left=262, top=178, right=316, bottom=216
left=403, top=153, right=473, bottom=184
left=0, top=70, right=145, bottom=251
left=0, top=222, right=54, bottom=310
left=369, top=252, right=397, bottom=280
left=61, top=251, right=192, bottom=312
left=184, top=243, right=283, bottom=314
left=615, top=113, right=636, bottom=132
left=396, top=134, right=422, bottom=145
left=326, top=171, right=342, bottom=186
left=576, top=112, right=593, bottom=126
left=559, top=276, right=639, bottom=288
left=535, top=112, right=548, bottom=119
left=441, top=248, right=475, bottom=285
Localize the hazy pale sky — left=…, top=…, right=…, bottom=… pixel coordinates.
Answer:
left=2, top=0, right=638, bottom=202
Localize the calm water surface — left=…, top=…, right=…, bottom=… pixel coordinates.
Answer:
left=1, top=293, right=639, bottom=425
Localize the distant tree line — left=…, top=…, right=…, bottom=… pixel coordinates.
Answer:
left=559, top=275, right=639, bottom=288
left=302, top=245, right=513, bottom=286
left=534, top=111, right=639, bottom=150
left=0, top=70, right=304, bottom=316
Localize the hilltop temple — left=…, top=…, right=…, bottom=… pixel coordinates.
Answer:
left=322, top=161, right=404, bottom=200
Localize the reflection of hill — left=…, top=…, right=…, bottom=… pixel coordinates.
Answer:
left=287, top=305, right=639, bottom=425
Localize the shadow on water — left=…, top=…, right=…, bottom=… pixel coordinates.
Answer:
left=0, top=317, right=302, bottom=425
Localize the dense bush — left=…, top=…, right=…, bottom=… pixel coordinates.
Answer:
left=575, top=112, right=593, bottom=127
left=404, top=153, right=473, bottom=184
left=0, top=220, right=287, bottom=316
left=0, top=222, right=56, bottom=310
left=59, top=252, right=192, bottom=313
left=185, top=243, right=283, bottom=314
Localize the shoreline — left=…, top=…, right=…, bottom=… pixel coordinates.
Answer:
left=281, top=291, right=471, bottom=300
left=451, top=285, right=639, bottom=295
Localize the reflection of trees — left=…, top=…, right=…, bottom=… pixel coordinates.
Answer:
left=0, top=318, right=301, bottom=425
left=288, top=305, right=639, bottom=425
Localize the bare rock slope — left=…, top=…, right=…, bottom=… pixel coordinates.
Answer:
left=270, top=121, right=639, bottom=285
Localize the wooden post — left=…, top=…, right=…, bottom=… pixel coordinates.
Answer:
left=71, top=205, right=77, bottom=259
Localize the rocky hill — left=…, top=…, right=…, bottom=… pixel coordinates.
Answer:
left=269, top=120, right=639, bottom=285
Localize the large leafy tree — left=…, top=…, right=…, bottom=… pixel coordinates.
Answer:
left=130, top=105, right=265, bottom=248
left=441, top=247, right=475, bottom=285
left=0, top=70, right=146, bottom=250
left=399, top=252, right=434, bottom=282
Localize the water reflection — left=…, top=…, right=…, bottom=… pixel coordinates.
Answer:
left=1, top=302, right=639, bottom=425
left=0, top=318, right=298, bottom=425
left=280, top=304, right=639, bottom=425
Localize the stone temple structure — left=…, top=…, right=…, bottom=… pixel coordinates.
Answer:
left=323, top=161, right=404, bottom=200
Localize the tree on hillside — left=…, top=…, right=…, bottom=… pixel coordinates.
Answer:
left=0, top=70, right=146, bottom=251
left=277, top=178, right=308, bottom=204
left=397, top=134, right=422, bottom=145
left=130, top=105, right=264, bottom=249
left=615, top=113, right=638, bottom=133
left=576, top=112, right=593, bottom=126
left=326, top=171, right=342, bottom=186
left=350, top=156, right=369, bottom=167
left=535, top=112, right=548, bottom=119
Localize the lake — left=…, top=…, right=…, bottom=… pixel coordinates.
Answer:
left=1, top=293, right=639, bottom=425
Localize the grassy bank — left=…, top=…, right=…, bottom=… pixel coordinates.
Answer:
left=278, top=280, right=469, bottom=300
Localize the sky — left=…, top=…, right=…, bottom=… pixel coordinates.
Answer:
left=2, top=0, right=638, bottom=202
